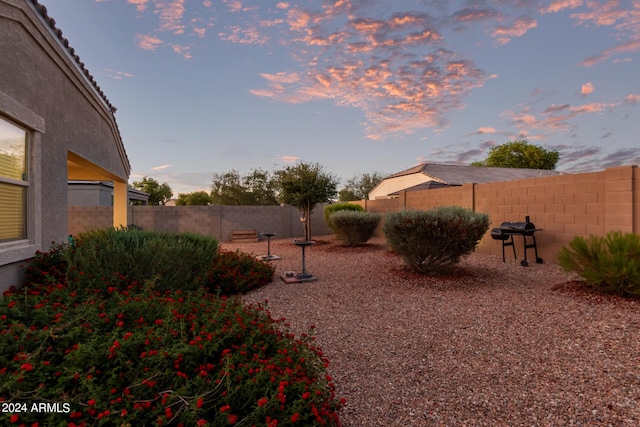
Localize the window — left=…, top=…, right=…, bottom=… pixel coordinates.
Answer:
left=0, top=116, right=28, bottom=243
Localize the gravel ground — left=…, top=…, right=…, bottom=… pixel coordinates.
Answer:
left=220, top=236, right=640, bottom=427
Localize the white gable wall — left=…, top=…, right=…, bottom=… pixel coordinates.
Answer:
left=369, top=174, right=431, bottom=199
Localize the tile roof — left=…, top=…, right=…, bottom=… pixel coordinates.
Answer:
left=386, top=162, right=563, bottom=185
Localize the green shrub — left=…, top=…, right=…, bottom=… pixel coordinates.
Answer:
left=205, top=250, right=275, bottom=295
left=557, top=231, right=640, bottom=297
left=383, top=206, right=490, bottom=274
left=66, top=228, right=219, bottom=293
left=324, top=203, right=363, bottom=229
left=0, top=280, right=342, bottom=426
left=329, top=210, right=381, bottom=246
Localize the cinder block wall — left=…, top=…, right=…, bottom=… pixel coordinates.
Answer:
left=360, top=165, right=639, bottom=264
left=68, top=203, right=333, bottom=242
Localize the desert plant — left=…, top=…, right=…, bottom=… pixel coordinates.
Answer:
left=329, top=210, right=381, bottom=246
left=557, top=231, right=640, bottom=297
left=65, top=227, right=218, bottom=292
left=0, top=280, right=342, bottom=426
left=383, top=206, right=490, bottom=274
left=324, top=203, right=364, bottom=229
left=204, top=249, right=276, bottom=295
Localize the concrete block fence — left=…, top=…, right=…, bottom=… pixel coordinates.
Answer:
left=68, top=203, right=333, bottom=242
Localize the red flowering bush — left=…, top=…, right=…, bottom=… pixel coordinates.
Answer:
left=205, top=250, right=275, bottom=296
left=0, top=279, right=342, bottom=426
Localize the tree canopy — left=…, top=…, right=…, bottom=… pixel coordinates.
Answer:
left=210, top=169, right=278, bottom=206
left=338, top=171, right=386, bottom=201
left=175, top=191, right=211, bottom=206
left=472, top=140, right=560, bottom=170
left=131, top=177, right=173, bottom=205
left=274, top=162, right=338, bottom=241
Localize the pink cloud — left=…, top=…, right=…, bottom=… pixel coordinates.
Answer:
left=581, top=39, right=640, bottom=66
left=218, top=25, right=268, bottom=45
left=224, top=0, right=243, bottom=13
left=540, top=0, right=584, bottom=14
left=128, top=0, right=149, bottom=13
left=279, top=155, right=300, bottom=163
left=135, top=34, right=163, bottom=51
left=452, top=7, right=503, bottom=23
left=151, top=164, right=171, bottom=171
left=276, top=3, right=290, bottom=10
left=157, top=0, right=186, bottom=34
left=171, top=44, right=192, bottom=60
left=105, top=69, right=135, bottom=79
left=623, top=93, right=640, bottom=104
left=477, top=126, right=497, bottom=134
left=491, top=15, right=538, bottom=45
left=581, top=82, right=594, bottom=95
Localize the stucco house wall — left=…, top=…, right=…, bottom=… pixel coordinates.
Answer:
left=0, top=0, right=130, bottom=291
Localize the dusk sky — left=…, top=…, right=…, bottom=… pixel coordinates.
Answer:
left=43, top=0, right=640, bottom=196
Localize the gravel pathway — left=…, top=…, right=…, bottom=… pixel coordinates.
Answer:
left=221, top=236, right=640, bottom=427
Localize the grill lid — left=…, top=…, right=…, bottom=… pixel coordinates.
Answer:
left=499, top=221, right=535, bottom=231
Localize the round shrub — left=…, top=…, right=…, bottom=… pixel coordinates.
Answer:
left=557, top=231, right=640, bottom=297
left=66, top=228, right=219, bottom=293
left=383, top=206, right=490, bottom=274
left=329, top=210, right=381, bottom=247
left=204, top=249, right=276, bottom=295
left=324, top=203, right=363, bottom=229
left=0, top=281, right=342, bottom=426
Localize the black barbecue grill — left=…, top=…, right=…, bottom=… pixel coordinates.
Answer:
left=490, top=216, right=543, bottom=267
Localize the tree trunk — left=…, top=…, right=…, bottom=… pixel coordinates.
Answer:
left=304, top=204, right=312, bottom=241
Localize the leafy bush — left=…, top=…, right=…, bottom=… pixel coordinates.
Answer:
left=205, top=250, right=275, bottom=295
left=66, top=228, right=219, bottom=293
left=324, top=203, right=363, bottom=229
left=24, top=242, right=68, bottom=285
left=329, top=211, right=381, bottom=247
left=383, top=206, right=490, bottom=274
left=557, top=231, right=640, bottom=297
left=0, top=280, right=343, bottom=426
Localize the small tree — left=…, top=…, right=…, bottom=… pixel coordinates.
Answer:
left=339, top=172, right=386, bottom=201
left=472, top=140, right=560, bottom=170
left=131, top=177, right=173, bottom=205
left=175, top=191, right=211, bottom=205
left=275, top=162, right=338, bottom=241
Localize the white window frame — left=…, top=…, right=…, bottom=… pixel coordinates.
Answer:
left=0, top=90, right=44, bottom=267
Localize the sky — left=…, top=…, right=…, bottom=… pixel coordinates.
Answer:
left=43, top=0, right=640, bottom=196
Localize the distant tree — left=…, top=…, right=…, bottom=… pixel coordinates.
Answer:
left=275, top=162, right=339, bottom=241
left=210, top=170, right=255, bottom=205
left=243, top=168, right=279, bottom=206
left=339, top=172, right=386, bottom=201
left=210, top=169, right=279, bottom=205
left=132, top=177, right=173, bottom=205
left=472, top=140, right=560, bottom=170
left=175, top=191, right=211, bottom=206
left=338, top=189, right=359, bottom=202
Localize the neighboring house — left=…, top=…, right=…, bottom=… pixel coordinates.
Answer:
left=369, top=163, right=563, bottom=199
left=1, top=0, right=131, bottom=291
left=68, top=181, right=149, bottom=206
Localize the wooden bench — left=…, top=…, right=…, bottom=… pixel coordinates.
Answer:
left=231, top=230, right=258, bottom=243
